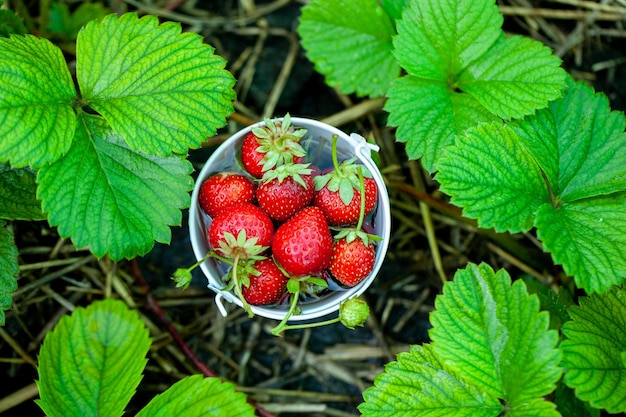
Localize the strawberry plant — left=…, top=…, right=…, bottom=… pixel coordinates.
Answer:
left=36, top=298, right=255, bottom=416
left=299, top=0, right=567, bottom=172
left=299, top=0, right=626, bottom=414
left=0, top=12, right=235, bottom=323
left=436, top=76, right=626, bottom=294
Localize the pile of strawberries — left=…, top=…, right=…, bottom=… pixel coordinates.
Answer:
left=197, top=115, right=381, bottom=321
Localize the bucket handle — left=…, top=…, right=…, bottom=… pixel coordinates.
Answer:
left=348, top=133, right=380, bottom=160
left=209, top=286, right=236, bottom=317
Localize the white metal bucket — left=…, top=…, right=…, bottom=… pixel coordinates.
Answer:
left=189, top=118, right=391, bottom=321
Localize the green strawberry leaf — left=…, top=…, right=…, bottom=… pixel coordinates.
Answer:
left=459, top=34, right=567, bottom=120
left=436, top=122, right=549, bottom=233
left=37, top=114, right=193, bottom=261
left=136, top=375, right=255, bottom=417
left=36, top=298, right=151, bottom=417
left=379, top=0, right=408, bottom=21
left=0, top=8, right=27, bottom=37
left=554, top=382, right=601, bottom=417
left=506, top=401, right=561, bottom=417
left=0, top=163, right=44, bottom=220
left=77, top=13, right=235, bottom=156
left=387, top=77, right=498, bottom=170
left=393, top=0, right=503, bottom=80
left=436, top=78, right=626, bottom=293
left=525, top=79, right=626, bottom=293
left=298, top=0, right=400, bottom=97
left=535, top=195, right=626, bottom=293
left=430, top=263, right=562, bottom=407
left=523, top=275, right=573, bottom=330
left=48, top=1, right=110, bottom=40
left=560, top=287, right=626, bottom=414
left=0, top=221, right=18, bottom=326
left=360, top=264, right=562, bottom=416
left=0, top=34, right=77, bottom=168
left=510, top=77, right=626, bottom=202
left=387, top=0, right=566, bottom=172
left=359, top=344, right=504, bottom=416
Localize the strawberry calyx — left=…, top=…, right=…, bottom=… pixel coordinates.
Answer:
left=252, top=113, right=308, bottom=173
left=332, top=227, right=382, bottom=247
left=230, top=254, right=252, bottom=316
left=216, top=229, right=268, bottom=260
left=214, top=230, right=270, bottom=317
left=221, top=256, right=264, bottom=291
left=260, top=162, right=312, bottom=188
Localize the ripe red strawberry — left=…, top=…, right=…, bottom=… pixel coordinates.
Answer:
left=241, top=258, right=289, bottom=306
left=256, top=163, right=314, bottom=222
left=329, top=237, right=376, bottom=287
left=272, top=206, right=332, bottom=276
left=241, top=113, right=307, bottom=178
left=208, top=202, right=274, bottom=258
left=314, top=175, right=377, bottom=226
left=313, top=135, right=378, bottom=226
left=198, top=172, right=256, bottom=218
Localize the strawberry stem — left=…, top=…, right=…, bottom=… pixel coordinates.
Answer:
left=271, top=289, right=300, bottom=336
left=209, top=251, right=235, bottom=266
left=330, top=134, right=340, bottom=172
left=172, top=250, right=233, bottom=289
left=355, top=166, right=366, bottom=231
left=272, top=317, right=342, bottom=333
left=269, top=297, right=371, bottom=334
left=232, top=254, right=253, bottom=318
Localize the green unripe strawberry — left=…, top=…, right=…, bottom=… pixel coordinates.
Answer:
left=339, top=298, right=370, bottom=329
